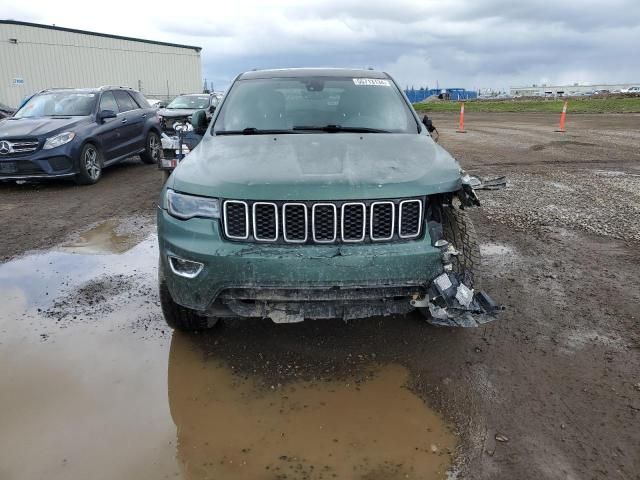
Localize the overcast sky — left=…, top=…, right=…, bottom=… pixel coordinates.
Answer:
left=3, top=0, right=640, bottom=91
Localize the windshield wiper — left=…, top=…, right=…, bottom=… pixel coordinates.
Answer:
left=215, top=127, right=297, bottom=135
left=292, top=125, right=391, bottom=133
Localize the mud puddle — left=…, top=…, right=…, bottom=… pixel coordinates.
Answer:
left=60, top=219, right=143, bottom=254
left=0, top=225, right=457, bottom=480
left=169, top=333, right=456, bottom=480
left=0, top=235, right=156, bottom=333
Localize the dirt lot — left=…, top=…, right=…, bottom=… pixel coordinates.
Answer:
left=0, top=159, right=162, bottom=261
left=1, top=113, right=639, bottom=480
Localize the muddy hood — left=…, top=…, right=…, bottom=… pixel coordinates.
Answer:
left=171, top=133, right=462, bottom=200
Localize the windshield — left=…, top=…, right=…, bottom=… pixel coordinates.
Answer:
left=214, top=76, right=418, bottom=134
left=167, top=95, right=210, bottom=110
left=14, top=92, right=97, bottom=118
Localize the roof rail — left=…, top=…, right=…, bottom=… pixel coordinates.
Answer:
left=39, top=87, right=78, bottom=91
left=98, top=85, right=134, bottom=91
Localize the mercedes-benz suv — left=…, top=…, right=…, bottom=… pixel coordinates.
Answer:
left=0, top=86, right=161, bottom=184
left=157, top=68, right=500, bottom=330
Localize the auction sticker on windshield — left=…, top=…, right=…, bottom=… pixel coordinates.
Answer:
left=353, top=78, right=391, bottom=86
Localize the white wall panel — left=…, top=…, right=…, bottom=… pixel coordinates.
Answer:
left=0, top=23, right=202, bottom=108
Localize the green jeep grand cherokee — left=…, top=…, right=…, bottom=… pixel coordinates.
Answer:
left=157, top=68, right=499, bottom=330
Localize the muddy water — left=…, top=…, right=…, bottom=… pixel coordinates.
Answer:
left=60, top=219, right=139, bottom=254
left=0, top=223, right=456, bottom=480
left=169, top=333, right=455, bottom=479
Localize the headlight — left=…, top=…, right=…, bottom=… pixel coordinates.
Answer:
left=43, top=131, right=76, bottom=150
left=166, top=189, right=220, bottom=220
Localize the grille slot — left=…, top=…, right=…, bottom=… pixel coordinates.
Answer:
left=370, top=201, right=395, bottom=241
left=282, top=203, right=308, bottom=243
left=399, top=200, right=422, bottom=238
left=312, top=203, right=337, bottom=243
left=341, top=203, right=366, bottom=242
left=222, top=198, right=423, bottom=244
left=253, top=202, right=278, bottom=241
left=223, top=201, right=249, bottom=239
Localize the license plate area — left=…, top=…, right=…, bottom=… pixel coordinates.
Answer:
left=0, top=162, right=17, bottom=174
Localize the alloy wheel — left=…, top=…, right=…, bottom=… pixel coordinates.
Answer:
left=84, top=147, right=101, bottom=180
left=149, top=134, right=160, bottom=162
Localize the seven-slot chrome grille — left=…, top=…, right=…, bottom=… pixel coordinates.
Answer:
left=222, top=198, right=423, bottom=244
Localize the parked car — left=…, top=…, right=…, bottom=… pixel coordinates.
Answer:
left=156, top=68, right=500, bottom=331
left=158, top=113, right=206, bottom=177
left=158, top=93, right=219, bottom=133
left=0, top=86, right=161, bottom=184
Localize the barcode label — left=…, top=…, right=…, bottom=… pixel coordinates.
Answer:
left=353, top=78, right=391, bottom=86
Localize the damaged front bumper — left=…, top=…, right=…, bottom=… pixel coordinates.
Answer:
left=158, top=207, right=501, bottom=327
left=411, top=272, right=500, bottom=327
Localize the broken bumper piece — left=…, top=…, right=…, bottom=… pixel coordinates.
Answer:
left=414, top=272, right=501, bottom=327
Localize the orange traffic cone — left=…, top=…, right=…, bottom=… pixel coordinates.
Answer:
left=456, top=102, right=466, bottom=133
left=555, top=100, right=568, bottom=132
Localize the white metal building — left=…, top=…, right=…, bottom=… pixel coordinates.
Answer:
left=0, top=20, right=202, bottom=108
left=510, top=83, right=638, bottom=96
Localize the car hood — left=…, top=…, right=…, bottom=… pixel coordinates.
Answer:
left=171, top=133, right=462, bottom=200
left=0, top=116, right=89, bottom=138
left=159, top=108, right=197, bottom=118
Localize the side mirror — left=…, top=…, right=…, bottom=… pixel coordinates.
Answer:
left=191, top=109, right=209, bottom=133
left=208, top=105, right=216, bottom=114
left=98, top=109, right=117, bottom=122
left=422, top=115, right=436, bottom=133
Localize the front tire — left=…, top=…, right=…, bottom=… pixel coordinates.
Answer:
left=141, top=131, right=161, bottom=164
left=418, top=202, right=481, bottom=321
left=74, top=143, right=102, bottom=185
left=441, top=203, right=482, bottom=287
left=158, top=260, right=218, bottom=331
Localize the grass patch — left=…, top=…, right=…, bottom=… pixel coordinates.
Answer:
left=414, top=97, right=640, bottom=114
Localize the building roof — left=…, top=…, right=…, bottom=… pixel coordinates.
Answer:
left=239, top=68, right=389, bottom=80
left=0, top=20, right=201, bottom=52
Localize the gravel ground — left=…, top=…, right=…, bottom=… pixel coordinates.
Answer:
left=479, top=169, right=640, bottom=243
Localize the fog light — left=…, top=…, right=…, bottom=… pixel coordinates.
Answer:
left=168, top=255, right=203, bottom=278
